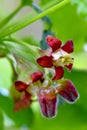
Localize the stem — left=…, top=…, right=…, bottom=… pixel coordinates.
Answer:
left=0, top=4, right=22, bottom=29
left=32, top=2, right=52, bottom=28
left=0, top=0, right=70, bottom=39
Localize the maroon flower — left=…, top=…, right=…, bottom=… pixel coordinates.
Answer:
left=37, top=35, right=74, bottom=80
left=56, top=79, right=79, bottom=103
left=38, top=87, right=58, bottom=118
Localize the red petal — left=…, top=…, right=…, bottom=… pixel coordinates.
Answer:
left=15, top=81, right=28, bottom=92
left=57, top=79, right=79, bottom=103
left=38, top=88, right=58, bottom=118
left=46, top=35, right=62, bottom=52
left=31, top=71, right=43, bottom=82
left=61, top=40, right=74, bottom=53
left=52, top=66, right=64, bottom=80
left=37, top=55, right=53, bottom=68
left=65, top=63, right=73, bottom=71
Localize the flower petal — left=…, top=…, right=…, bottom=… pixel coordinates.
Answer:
left=38, top=88, right=58, bottom=118
left=46, top=35, right=62, bottom=52
left=37, top=55, right=53, bottom=68
left=52, top=66, right=64, bottom=80
left=65, top=63, right=73, bottom=71
left=31, top=71, right=44, bottom=82
left=15, top=81, right=29, bottom=92
left=56, top=79, right=79, bottom=103
left=61, top=40, right=74, bottom=53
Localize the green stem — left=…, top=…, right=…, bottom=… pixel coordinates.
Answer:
left=0, top=4, right=22, bottom=29
left=0, top=0, right=70, bottom=39
left=32, top=2, right=52, bottom=28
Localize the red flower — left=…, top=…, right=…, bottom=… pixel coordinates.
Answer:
left=56, top=79, right=79, bottom=103
left=37, top=35, right=74, bottom=80
left=15, top=71, right=44, bottom=92
left=14, top=71, right=44, bottom=111
left=38, top=87, right=58, bottom=118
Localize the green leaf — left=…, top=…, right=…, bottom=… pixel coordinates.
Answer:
left=4, top=40, right=40, bottom=65
left=71, top=0, right=87, bottom=19
left=0, top=110, right=4, bottom=130
left=0, top=58, right=12, bottom=89
left=73, top=51, right=87, bottom=70
left=0, top=95, right=34, bottom=127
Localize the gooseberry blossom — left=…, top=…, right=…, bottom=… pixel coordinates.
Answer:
left=14, top=71, right=44, bottom=110
left=13, top=36, right=79, bottom=119
left=37, top=35, right=74, bottom=80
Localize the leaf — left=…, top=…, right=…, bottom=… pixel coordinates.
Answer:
left=5, top=40, right=40, bottom=65
left=71, top=0, right=87, bottom=19
left=73, top=51, right=87, bottom=70
left=0, top=58, right=12, bottom=89
left=0, top=110, right=4, bottom=130
left=0, top=95, right=34, bottom=127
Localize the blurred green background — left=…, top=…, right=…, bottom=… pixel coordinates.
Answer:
left=0, top=0, right=87, bottom=130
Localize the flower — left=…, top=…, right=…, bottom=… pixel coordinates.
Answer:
left=37, top=35, right=74, bottom=80
left=13, top=36, right=79, bottom=118
left=38, top=79, right=79, bottom=118
left=38, top=87, right=58, bottom=118
left=55, top=79, right=79, bottom=103
left=14, top=71, right=44, bottom=110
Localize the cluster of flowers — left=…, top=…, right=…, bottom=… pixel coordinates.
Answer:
left=14, top=35, right=79, bottom=118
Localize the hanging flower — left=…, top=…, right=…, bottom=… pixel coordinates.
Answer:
left=38, top=79, right=79, bottom=118
left=38, top=87, right=58, bottom=118
left=13, top=35, right=79, bottom=119
left=37, top=35, right=74, bottom=80
left=14, top=71, right=44, bottom=110
left=55, top=79, right=79, bottom=103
